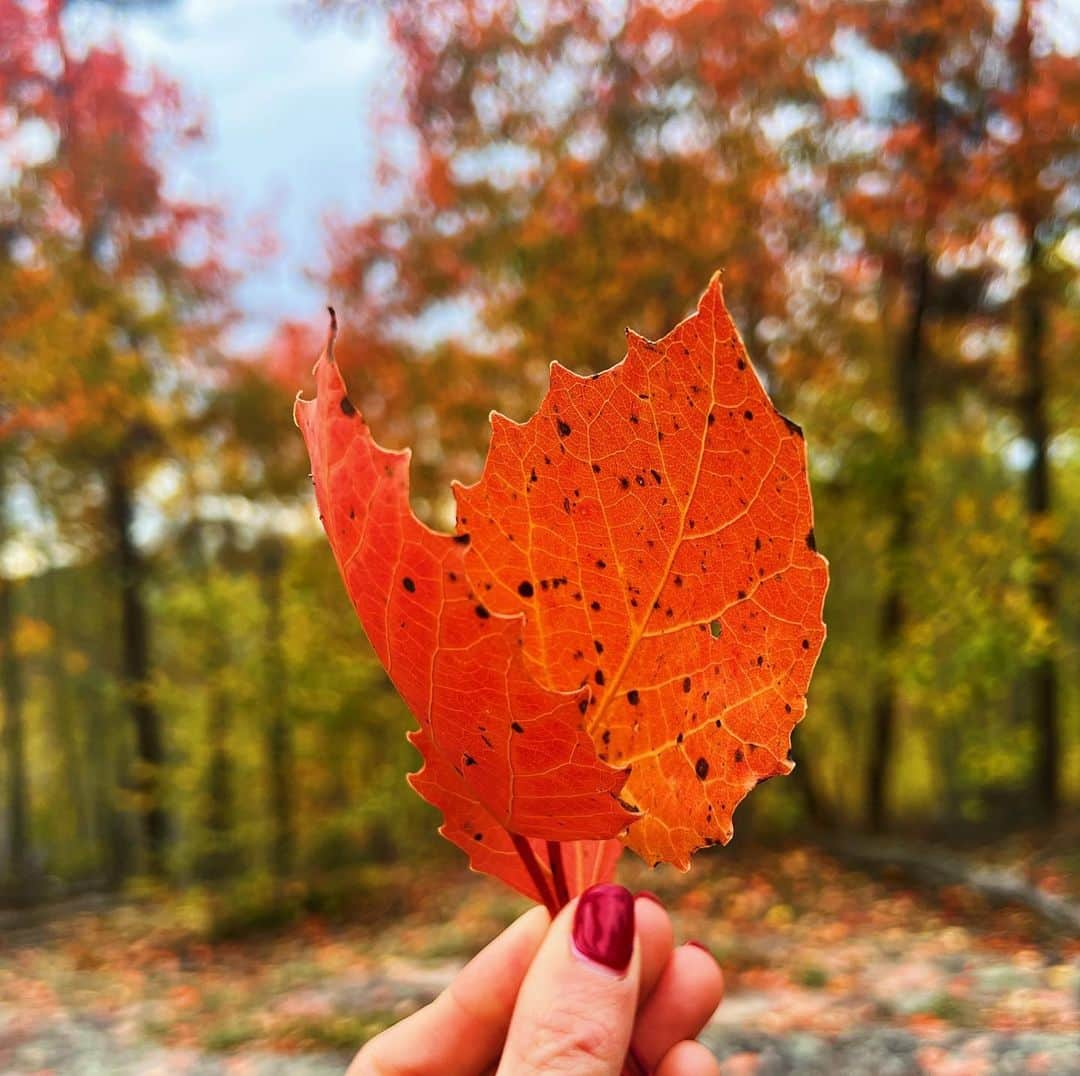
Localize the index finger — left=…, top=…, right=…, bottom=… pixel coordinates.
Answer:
left=349, top=904, right=550, bottom=1075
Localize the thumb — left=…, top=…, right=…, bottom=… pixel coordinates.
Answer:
left=498, top=884, right=640, bottom=1076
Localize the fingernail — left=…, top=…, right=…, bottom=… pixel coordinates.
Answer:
left=686, top=940, right=713, bottom=955
left=572, top=884, right=635, bottom=973
left=636, top=890, right=664, bottom=907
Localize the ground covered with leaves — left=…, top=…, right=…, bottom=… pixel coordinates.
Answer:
left=1, top=844, right=1077, bottom=1075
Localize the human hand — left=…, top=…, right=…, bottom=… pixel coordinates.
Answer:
left=349, top=884, right=723, bottom=1075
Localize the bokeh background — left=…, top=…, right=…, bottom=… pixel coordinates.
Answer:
left=1, top=0, right=1078, bottom=1071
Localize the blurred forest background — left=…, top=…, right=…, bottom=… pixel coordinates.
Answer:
left=1, top=0, right=1078, bottom=928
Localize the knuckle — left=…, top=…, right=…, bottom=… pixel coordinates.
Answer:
left=515, top=1002, right=620, bottom=1074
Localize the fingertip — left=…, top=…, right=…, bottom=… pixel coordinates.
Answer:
left=633, top=943, right=724, bottom=1067
left=635, top=893, right=675, bottom=1005
left=679, top=941, right=725, bottom=1005
left=655, top=1039, right=722, bottom=1076
left=635, top=891, right=674, bottom=946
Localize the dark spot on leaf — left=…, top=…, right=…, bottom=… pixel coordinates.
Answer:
left=650, top=469, right=662, bottom=484
left=453, top=533, right=471, bottom=545
left=556, top=418, right=572, bottom=437
left=578, top=698, right=588, bottom=715
left=802, top=639, right=810, bottom=650
left=595, top=669, right=605, bottom=686
left=592, top=463, right=601, bottom=473
left=635, top=474, right=645, bottom=486
left=591, top=601, right=601, bottom=611
left=710, top=620, right=722, bottom=638
left=596, top=559, right=606, bottom=569
left=511, top=722, right=524, bottom=734
left=339, top=396, right=356, bottom=416
left=464, top=754, right=476, bottom=766
left=402, top=577, right=416, bottom=593
left=602, top=730, right=611, bottom=744
left=475, top=605, right=490, bottom=618
left=518, top=581, right=534, bottom=598
left=627, top=690, right=640, bottom=705
left=734, top=749, right=744, bottom=763
left=744, top=410, right=754, bottom=421
left=806, top=528, right=817, bottom=551
left=683, top=677, right=692, bottom=693
left=619, top=477, right=630, bottom=490
left=594, top=640, right=604, bottom=654
left=695, top=758, right=709, bottom=780
left=708, top=412, right=715, bottom=426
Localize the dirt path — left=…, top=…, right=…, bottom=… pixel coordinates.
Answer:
left=2, top=847, right=1077, bottom=1073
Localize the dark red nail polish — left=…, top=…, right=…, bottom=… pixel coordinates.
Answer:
left=636, top=890, right=664, bottom=907
left=572, top=884, right=634, bottom=973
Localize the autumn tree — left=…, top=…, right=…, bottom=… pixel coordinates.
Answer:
left=311, top=1, right=831, bottom=513
left=809, top=0, right=1006, bottom=830
left=194, top=323, right=326, bottom=881
left=820, top=0, right=1079, bottom=826
left=999, top=0, right=1079, bottom=820
left=313, top=0, right=1079, bottom=829
left=0, top=0, right=227, bottom=877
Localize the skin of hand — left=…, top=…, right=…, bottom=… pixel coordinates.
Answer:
left=349, top=885, right=724, bottom=1075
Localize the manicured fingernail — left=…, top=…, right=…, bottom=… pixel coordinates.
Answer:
left=572, top=884, right=634, bottom=973
left=686, top=940, right=713, bottom=955
left=636, top=890, right=664, bottom=907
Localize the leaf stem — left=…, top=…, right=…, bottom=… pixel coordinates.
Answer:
left=546, top=841, right=571, bottom=908
left=510, top=833, right=558, bottom=916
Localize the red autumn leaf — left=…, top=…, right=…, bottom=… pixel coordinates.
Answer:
left=455, top=275, right=828, bottom=868
left=295, top=318, right=632, bottom=904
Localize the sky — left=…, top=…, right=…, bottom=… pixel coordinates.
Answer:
left=66, top=0, right=390, bottom=349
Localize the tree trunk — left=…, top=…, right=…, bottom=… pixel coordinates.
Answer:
left=0, top=570, right=32, bottom=903
left=793, top=747, right=834, bottom=830
left=866, top=248, right=930, bottom=834
left=43, top=570, right=91, bottom=845
left=105, top=455, right=168, bottom=876
left=1013, top=0, right=1060, bottom=823
left=201, top=683, right=235, bottom=881
left=199, top=576, right=235, bottom=883
left=1018, top=237, right=1059, bottom=820
left=259, top=538, right=293, bottom=881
